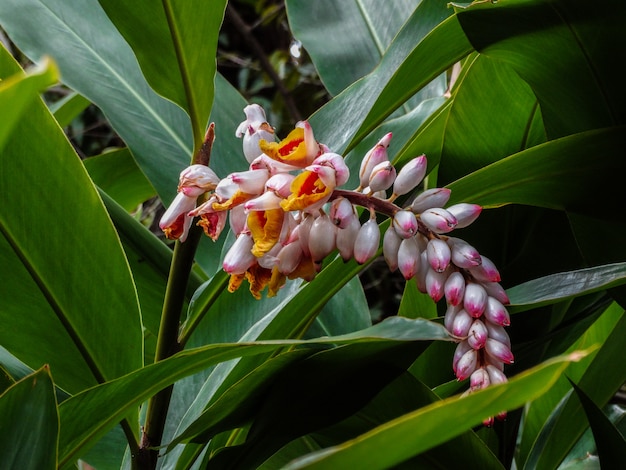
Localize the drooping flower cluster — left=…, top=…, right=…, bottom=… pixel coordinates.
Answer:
left=160, top=104, right=513, bottom=420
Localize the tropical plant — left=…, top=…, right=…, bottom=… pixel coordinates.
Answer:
left=0, top=0, right=625, bottom=469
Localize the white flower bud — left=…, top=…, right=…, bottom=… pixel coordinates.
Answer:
left=410, top=188, right=451, bottom=213
left=336, top=216, right=361, bottom=261
left=425, top=268, right=447, bottom=302
left=467, top=319, right=488, bottom=350
left=446, top=203, right=482, bottom=229
left=464, top=283, right=488, bottom=317
left=426, top=238, right=451, bottom=272
left=397, top=237, right=420, bottom=280
left=223, top=233, right=255, bottom=274
left=330, top=197, right=357, bottom=229
left=359, top=133, right=392, bottom=189
left=368, top=161, right=396, bottom=194
left=468, top=255, right=501, bottom=282
left=470, top=367, right=491, bottom=391
left=485, top=322, right=511, bottom=348
left=353, top=219, right=380, bottom=264
left=453, top=340, right=471, bottom=372
left=484, top=296, right=510, bottom=326
left=298, top=215, right=314, bottom=258
left=485, top=338, right=514, bottom=364
left=420, top=208, right=457, bottom=233
left=448, top=237, right=482, bottom=268
left=308, top=214, right=337, bottom=262
left=483, top=282, right=510, bottom=305
left=392, top=210, right=419, bottom=239
left=486, top=364, right=508, bottom=385
left=444, top=304, right=462, bottom=332
left=444, top=271, right=466, bottom=306
left=277, top=241, right=304, bottom=275
left=392, top=155, right=427, bottom=197
left=451, top=308, right=473, bottom=337
left=383, top=226, right=402, bottom=272
left=455, top=348, right=478, bottom=381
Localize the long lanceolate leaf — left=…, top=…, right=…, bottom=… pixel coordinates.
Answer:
left=286, top=0, right=421, bottom=96
left=282, top=351, right=588, bottom=470
left=0, top=48, right=143, bottom=394
left=0, top=367, right=58, bottom=470
left=96, top=0, right=228, bottom=152
left=57, top=317, right=452, bottom=466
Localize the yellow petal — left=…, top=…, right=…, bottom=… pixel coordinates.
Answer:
left=280, top=170, right=331, bottom=212
left=248, top=208, right=285, bottom=258
left=259, top=127, right=310, bottom=167
left=212, top=190, right=253, bottom=211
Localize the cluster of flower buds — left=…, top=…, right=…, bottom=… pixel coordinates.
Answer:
left=159, top=104, right=512, bottom=419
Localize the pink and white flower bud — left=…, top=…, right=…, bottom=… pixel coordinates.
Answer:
left=448, top=238, right=482, bottom=268
left=368, top=161, right=396, bottom=194
left=464, top=283, right=488, bottom=317
left=470, top=367, right=491, bottom=391
left=383, top=226, right=402, bottom=272
left=486, top=364, right=508, bottom=385
left=215, top=177, right=240, bottom=201
left=336, top=216, right=361, bottom=261
left=312, top=152, right=350, bottom=186
left=359, top=133, right=392, bottom=189
left=397, top=236, right=421, bottom=280
left=485, top=338, right=514, bottom=364
left=410, top=188, right=451, bottom=214
left=277, top=240, right=304, bottom=275
left=223, top=233, right=256, bottom=274
left=444, top=304, right=462, bottom=331
left=483, top=282, right=510, bottom=305
left=455, top=348, right=478, bottom=381
left=451, top=308, right=473, bottom=337
left=236, top=104, right=276, bottom=163
left=230, top=169, right=270, bottom=195
left=250, top=154, right=300, bottom=175
left=159, top=192, right=197, bottom=242
left=426, top=238, right=451, bottom=273
left=244, top=192, right=283, bottom=211
left=392, top=210, right=419, bottom=239
left=468, top=255, right=501, bottom=283
left=453, top=340, right=472, bottom=373
left=485, top=322, right=511, bottom=348
left=228, top=204, right=247, bottom=235
left=330, top=197, right=357, bottom=229
left=354, top=218, right=380, bottom=264
left=484, top=296, right=511, bottom=326
left=257, top=243, right=281, bottom=269
left=178, top=164, right=220, bottom=197
left=444, top=271, right=466, bottom=306
left=392, top=155, right=427, bottom=197
left=265, top=173, right=295, bottom=198
left=425, top=268, right=447, bottom=302
left=308, top=214, right=337, bottom=262
left=420, top=208, right=458, bottom=234
left=467, top=319, right=488, bottom=350
left=446, top=203, right=482, bottom=229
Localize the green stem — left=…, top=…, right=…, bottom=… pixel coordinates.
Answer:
left=139, top=224, right=203, bottom=468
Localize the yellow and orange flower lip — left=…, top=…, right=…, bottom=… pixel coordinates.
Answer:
left=259, top=122, right=318, bottom=168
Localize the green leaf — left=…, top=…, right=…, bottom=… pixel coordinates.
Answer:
left=282, top=351, right=590, bottom=470
left=310, top=0, right=469, bottom=155
left=48, top=91, right=91, bottom=128
left=446, top=127, right=626, bottom=214
left=0, top=48, right=143, bottom=394
left=0, top=55, right=58, bottom=149
left=57, top=317, right=452, bottom=465
left=522, top=304, right=626, bottom=469
left=570, top=380, right=626, bottom=467
left=507, top=263, right=626, bottom=312
left=83, top=148, right=156, bottom=212
left=0, top=367, right=58, bottom=470
left=0, top=0, right=191, bottom=202
left=286, top=0, right=421, bottom=96
left=96, top=0, right=227, bottom=150
left=456, top=0, right=626, bottom=138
